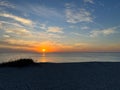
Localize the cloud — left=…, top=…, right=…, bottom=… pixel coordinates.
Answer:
left=47, top=27, right=64, bottom=33
left=5, top=28, right=32, bottom=37
left=1, top=20, right=64, bottom=41
left=28, top=5, right=62, bottom=18
left=71, top=32, right=81, bottom=36
left=66, top=8, right=93, bottom=24
left=0, top=22, right=2, bottom=28
left=75, top=43, right=90, bottom=47
left=0, top=21, right=34, bottom=40
left=81, top=26, right=89, bottom=30
left=33, top=31, right=64, bottom=39
left=90, top=27, right=117, bottom=37
left=0, top=13, right=33, bottom=25
left=39, top=24, right=46, bottom=30
left=48, top=33, right=64, bottom=38
left=3, top=38, right=37, bottom=47
left=0, top=21, right=25, bottom=28
left=84, top=0, right=94, bottom=4
left=0, top=47, right=35, bottom=53
left=0, top=0, right=15, bottom=8
left=3, top=35, right=10, bottom=38
left=74, top=43, right=94, bottom=51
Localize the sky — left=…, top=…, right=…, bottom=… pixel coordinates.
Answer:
left=0, top=0, right=120, bottom=53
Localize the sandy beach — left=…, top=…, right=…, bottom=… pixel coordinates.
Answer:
left=0, top=62, right=120, bottom=90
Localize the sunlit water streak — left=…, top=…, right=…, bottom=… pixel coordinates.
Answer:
left=0, top=52, right=120, bottom=63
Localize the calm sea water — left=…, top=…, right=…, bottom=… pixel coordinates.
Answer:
left=0, top=52, right=120, bottom=63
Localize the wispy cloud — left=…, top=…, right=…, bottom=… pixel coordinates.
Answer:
left=0, top=0, right=15, bottom=8
left=0, top=13, right=33, bottom=25
left=0, top=22, right=2, bottom=28
left=90, top=27, right=117, bottom=37
left=71, top=32, right=82, bottom=36
left=74, top=43, right=91, bottom=48
left=66, top=7, right=93, bottom=24
left=0, top=21, right=25, bottom=28
left=47, top=26, right=64, bottom=33
left=28, top=5, right=62, bottom=18
left=81, top=26, right=89, bottom=30
left=84, top=0, right=94, bottom=4
left=0, top=19, right=64, bottom=42
left=33, top=31, right=64, bottom=40
left=5, top=28, right=32, bottom=36
left=48, top=33, right=64, bottom=38
left=39, top=24, right=46, bottom=30
left=3, top=38, right=35, bottom=48
left=3, top=35, right=10, bottom=38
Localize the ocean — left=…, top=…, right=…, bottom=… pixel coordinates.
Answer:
left=0, top=52, right=120, bottom=63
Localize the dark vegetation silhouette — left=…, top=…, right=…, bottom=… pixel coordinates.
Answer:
left=0, top=59, right=39, bottom=67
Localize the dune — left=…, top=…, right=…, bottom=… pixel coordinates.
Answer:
left=0, top=59, right=120, bottom=90
left=0, top=59, right=38, bottom=67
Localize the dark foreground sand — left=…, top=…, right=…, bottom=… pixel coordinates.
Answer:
left=0, top=62, right=120, bottom=90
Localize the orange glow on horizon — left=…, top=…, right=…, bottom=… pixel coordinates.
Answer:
left=34, top=46, right=58, bottom=53
left=33, top=42, right=120, bottom=53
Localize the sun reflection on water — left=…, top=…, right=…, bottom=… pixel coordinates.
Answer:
left=40, top=53, right=47, bottom=62
left=37, top=52, right=55, bottom=63
left=42, top=53, right=45, bottom=57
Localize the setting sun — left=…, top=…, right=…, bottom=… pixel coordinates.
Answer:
left=42, top=49, right=46, bottom=52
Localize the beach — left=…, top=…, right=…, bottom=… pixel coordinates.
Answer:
left=0, top=62, right=120, bottom=90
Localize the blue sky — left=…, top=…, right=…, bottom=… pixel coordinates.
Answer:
left=0, top=0, right=120, bottom=52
